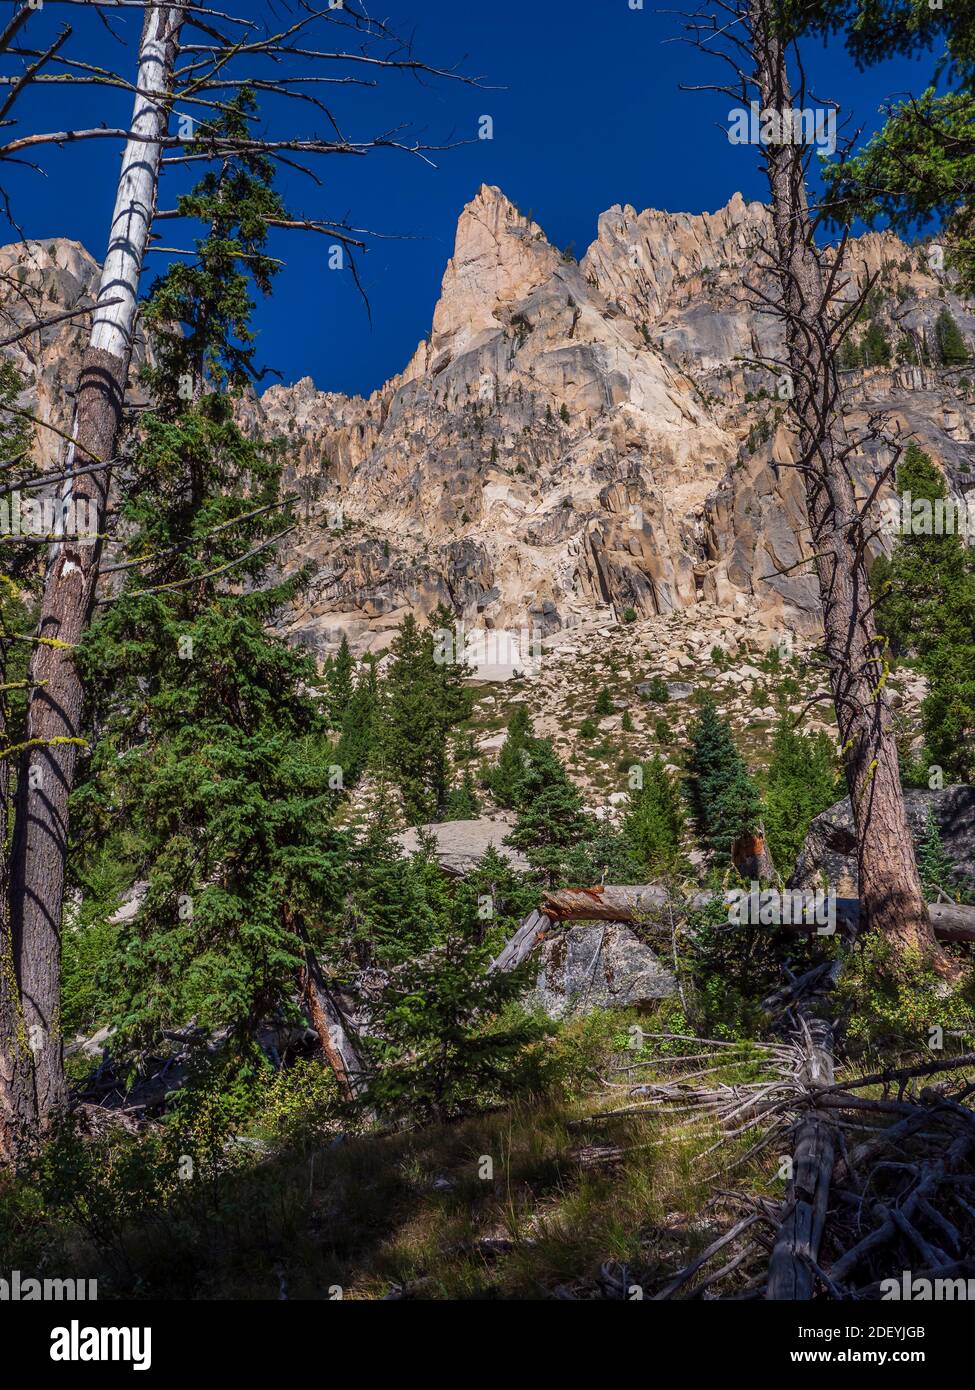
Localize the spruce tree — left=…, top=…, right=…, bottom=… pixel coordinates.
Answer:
left=872, top=444, right=975, bottom=780
left=335, top=655, right=379, bottom=786
left=623, top=755, right=689, bottom=879
left=381, top=614, right=446, bottom=823
left=763, top=716, right=840, bottom=876
left=325, top=634, right=355, bottom=731
left=380, top=607, right=473, bottom=823
left=363, top=888, right=544, bottom=1125
left=594, top=686, right=614, bottom=716
left=935, top=306, right=970, bottom=366
left=71, top=96, right=349, bottom=1075
left=837, top=334, right=861, bottom=370
left=915, top=809, right=957, bottom=901
left=505, top=737, right=591, bottom=885
left=861, top=318, right=892, bottom=367
left=684, top=699, right=764, bottom=864
left=489, top=702, right=534, bottom=808
left=445, top=766, right=481, bottom=820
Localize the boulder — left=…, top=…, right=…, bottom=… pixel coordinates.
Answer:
left=395, top=816, right=529, bottom=875
left=789, top=785, right=975, bottom=896
left=530, top=922, right=676, bottom=1020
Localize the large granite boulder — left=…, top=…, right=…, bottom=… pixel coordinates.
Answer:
left=395, top=816, right=529, bottom=875
left=530, top=922, right=676, bottom=1020
left=789, top=785, right=975, bottom=896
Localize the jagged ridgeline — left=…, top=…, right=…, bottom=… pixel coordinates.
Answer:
left=4, top=187, right=972, bottom=664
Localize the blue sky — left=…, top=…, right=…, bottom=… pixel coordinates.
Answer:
left=1, top=0, right=940, bottom=397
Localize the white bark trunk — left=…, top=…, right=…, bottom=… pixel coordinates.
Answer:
left=2, top=1, right=186, bottom=1149
left=89, top=2, right=182, bottom=360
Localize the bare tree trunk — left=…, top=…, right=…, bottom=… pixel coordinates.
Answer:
left=766, top=1014, right=835, bottom=1299
left=0, top=663, right=35, bottom=1160
left=287, top=906, right=368, bottom=1101
left=2, top=2, right=185, bottom=1151
left=747, top=0, right=945, bottom=968
left=521, top=886, right=975, bottom=944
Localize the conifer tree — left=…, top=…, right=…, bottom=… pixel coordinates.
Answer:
left=871, top=444, right=975, bottom=780
left=763, top=716, right=841, bottom=877
left=325, top=634, right=355, bottom=731
left=506, top=737, right=591, bottom=885
left=378, top=606, right=475, bottom=823
left=684, top=699, right=765, bottom=865
left=445, top=766, right=481, bottom=820
left=490, top=703, right=534, bottom=808
left=935, top=306, right=970, bottom=366
left=623, top=755, right=689, bottom=879
left=381, top=614, right=447, bottom=823
left=72, top=96, right=349, bottom=1076
left=915, top=809, right=957, bottom=902
left=363, top=879, right=543, bottom=1125
left=335, top=656, right=379, bottom=786
left=861, top=318, right=892, bottom=367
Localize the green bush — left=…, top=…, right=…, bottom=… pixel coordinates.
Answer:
left=642, top=675, right=670, bottom=703
left=835, top=935, right=975, bottom=1057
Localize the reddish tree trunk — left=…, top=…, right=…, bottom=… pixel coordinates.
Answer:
left=747, top=0, right=945, bottom=969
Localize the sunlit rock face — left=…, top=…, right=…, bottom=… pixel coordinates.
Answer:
left=6, top=187, right=974, bottom=663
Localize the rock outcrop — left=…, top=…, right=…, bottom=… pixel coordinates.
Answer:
left=531, top=922, right=676, bottom=1019
left=790, top=785, right=975, bottom=896
left=239, top=186, right=975, bottom=661
left=395, top=816, right=528, bottom=875
left=4, top=187, right=974, bottom=666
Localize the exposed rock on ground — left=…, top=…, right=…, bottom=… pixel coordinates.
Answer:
left=790, top=785, right=975, bottom=896
left=396, top=815, right=529, bottom=875
left=531, top=922, right=676, bottom=1019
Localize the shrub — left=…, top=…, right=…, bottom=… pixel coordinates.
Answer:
left=642, top=675, right=670, bottom=703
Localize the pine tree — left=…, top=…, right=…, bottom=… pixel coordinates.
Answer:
left=380, top=614, right=446, bottom=823
left=594, top=686, right=614, bottom=716
left=71, top=96, right=349, bottom=1075
left=623, top=756, right=689, bottom=879
left=915, top=809, right=957, bottom=901
left=325, top=634, right=354, bottom=730
left=341, top=771, right=414, bottom=968
left=445, top=766, right=481, bottom=820
left=335, top=656, right=379, bottom=786
left=381, top=608, right=472, bottom=823
left=489, top=703, right=534, bottom=808
left=763, top=715, right=840, bottom=876
left=505, top=737, right=591, bottom=885
left=837, top=334, right=861, bottom=370
left=872, top=444, right=975, bottom=780
left=861, top=318, right=892, bottom=367
left=363, top=891, right=544, bottom=1126
left=935, top=306, right=970, bottom=366
left=684, top=699, right=764, bottom=864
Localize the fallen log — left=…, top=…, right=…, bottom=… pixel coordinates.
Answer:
left=287, top=906, right=368, bottom=1102
left=489, top=888, right=975, bottom=980
left=766, top=1015, right=836, bottom=1301
left=537, top=886, right=975, bottom=945
left=488, top=909, right=553, bottom=972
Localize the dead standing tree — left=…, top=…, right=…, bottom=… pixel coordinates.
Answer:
left=0, top=0, right=481, bottom=1156
left=675, top=0, right=949, bottom=972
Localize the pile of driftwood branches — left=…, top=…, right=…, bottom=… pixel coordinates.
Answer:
left=496, top=882, right=975, bottom=1299
left=585, top=1017, right=975, bottom=1300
